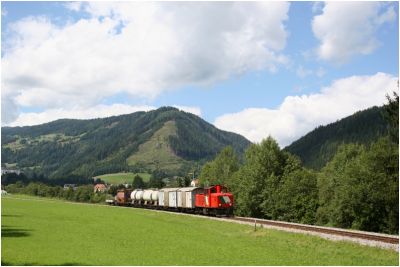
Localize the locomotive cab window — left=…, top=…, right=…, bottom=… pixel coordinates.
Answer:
left=218, top=196, right=231, bottom=204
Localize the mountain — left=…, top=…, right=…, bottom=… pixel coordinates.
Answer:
left=1, top=107, right=251, bottom=179
left=285, top=105, right=389, bottom=170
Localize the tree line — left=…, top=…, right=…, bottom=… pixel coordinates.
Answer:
left=2, top=171, right=180, bottom=204
left=4, top=182, right=107, bottom=204
left=106, top=173, right=168, bottom=196
left=199, top=93, right=398, bottom=234
left=1, top=172, right=93, bottom=187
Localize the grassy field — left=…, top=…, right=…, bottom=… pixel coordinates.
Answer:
left=1, top=195, right=398, bottom=266
left=94, top=172, right=151, bottom=184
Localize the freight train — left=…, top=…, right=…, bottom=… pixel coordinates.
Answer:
left=107, top=184, right=234, bottom=216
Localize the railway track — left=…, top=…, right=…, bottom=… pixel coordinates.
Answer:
left=228, top=216, right=399, bottom=244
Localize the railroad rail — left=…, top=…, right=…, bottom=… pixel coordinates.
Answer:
left=229, top=216, right=399, bottom=244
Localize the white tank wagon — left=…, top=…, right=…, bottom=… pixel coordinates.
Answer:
left=130, top=190, right=137, bottom=201
left=143, top=190, right=153, bottom=201
left=130, top=189, right=139, bottom=204
left=130, top=189, right=140, bottom=199
left=130, top=189, right=138, bottom=200
left=142, top=190, right=159, bottom=205
left=151, top=190, right=159, bottom=201
left=130, top=189, right=144, bottom=204
left=136, top=190, right=144, bottom=201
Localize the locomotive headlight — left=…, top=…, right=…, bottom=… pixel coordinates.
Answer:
left=219, top=203, right=221, bottom=207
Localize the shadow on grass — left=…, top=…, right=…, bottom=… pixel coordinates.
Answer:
left=1, top=226, right=32, bottom=238
left=1, top=260, right=37, bottom=266
left=1, top=214, right=23, bottom=218
left=2, top=261, right=85, bottom=266
left=55, top=263, right=86, bottom=266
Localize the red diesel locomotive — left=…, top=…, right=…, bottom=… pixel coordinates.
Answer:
left=195, top=185, right=234, bottom=216
left=109, top=184, right=234, bottom=216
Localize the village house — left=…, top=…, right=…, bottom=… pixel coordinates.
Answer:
left=94, top=184, right=107, bottom=193
left=190, top=179, right=199, bottom=187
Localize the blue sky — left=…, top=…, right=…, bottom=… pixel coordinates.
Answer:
left=1, top=1, right=398, bottom=146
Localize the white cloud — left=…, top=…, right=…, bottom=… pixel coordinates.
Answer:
left=8, top=104, right=155, bottom=127
left=2, top=2, right=290, bottom=125
left=312, top=2, right=324, bottom=14
left=8, top=104, right=156, bottom=127
left=64, top=1, right=83, bottom=12
left=312, top=2, right=396, bottom=63
left=7, top=103, right=204, bottom=127
left=214, top=72, right=398, bottom=147
left=172, top=105, right=202, bottom=117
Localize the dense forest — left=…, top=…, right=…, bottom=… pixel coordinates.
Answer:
left=1, top=107, right=250, bottom=179
left=285, top=105, right=389, bottom=169
left=199, top=93, right=399, bottom=234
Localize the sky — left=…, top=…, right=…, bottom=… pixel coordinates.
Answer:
left=1, top=1, right=399, bottom=147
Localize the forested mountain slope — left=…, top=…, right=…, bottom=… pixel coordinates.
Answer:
left=1, top=107, right=251, bottom=179
left=285, top=106, right=389, bottom=169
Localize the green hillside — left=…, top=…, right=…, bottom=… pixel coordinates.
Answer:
left=2, top=195, right=397, bottom=265
left=127, top=121, right=184, bottom=171
left=285, top=105, right=389, bottom=169
left=1, top=107, right=251, bottom=179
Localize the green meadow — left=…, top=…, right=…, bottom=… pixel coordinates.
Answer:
left=1, top=195, right=398, bottom=266
left=94, top=172, right=151, bottom=184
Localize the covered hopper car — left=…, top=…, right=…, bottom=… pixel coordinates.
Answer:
left=109, top=184, right=234, bottom=216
